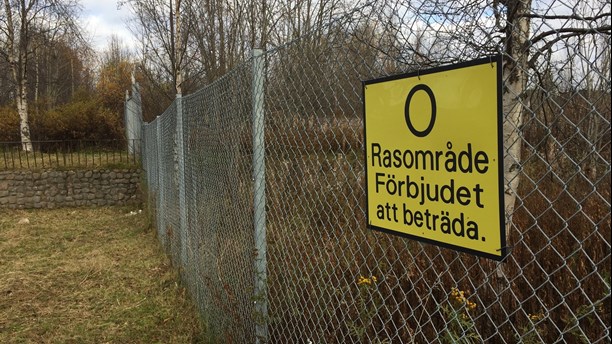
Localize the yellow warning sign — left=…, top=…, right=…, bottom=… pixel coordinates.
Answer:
left=363, top=56, right=506, bottom=260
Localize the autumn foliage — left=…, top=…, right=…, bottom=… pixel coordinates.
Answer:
left=0, top=94, right=124, bottom=143
left=0, top=53, right=134, bottom=143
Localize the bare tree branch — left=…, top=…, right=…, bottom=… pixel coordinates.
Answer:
left=529, top=25, right=611, bottom=46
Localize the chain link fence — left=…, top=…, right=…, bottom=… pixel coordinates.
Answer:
left=141, top=0, right=610, bottom=342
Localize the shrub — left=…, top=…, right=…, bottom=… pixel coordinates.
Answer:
left=35, top=98, right=123, bottom=141
left=0, top=105, right=20, bottom=142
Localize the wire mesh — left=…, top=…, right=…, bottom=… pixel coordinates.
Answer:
left=141, top=0, right=611, bottom=342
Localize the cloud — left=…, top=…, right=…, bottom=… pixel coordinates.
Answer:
left=80, top=0, right=136, bottom=52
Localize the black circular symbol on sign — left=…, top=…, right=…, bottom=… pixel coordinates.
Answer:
left=405, top=84, right=436, bottom=137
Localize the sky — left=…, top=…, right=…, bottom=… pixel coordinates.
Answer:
left=80, top=0, right=137, bottom=52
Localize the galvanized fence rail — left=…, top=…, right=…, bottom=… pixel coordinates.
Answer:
left=0, top=139, right=140, bottom=170
left=141, top=0, right=610, bottom=342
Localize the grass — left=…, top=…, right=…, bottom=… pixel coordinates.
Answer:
left=0, top=206, right=204, bottom=343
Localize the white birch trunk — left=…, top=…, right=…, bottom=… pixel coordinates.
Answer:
left=3, top=0, right=33, bottom=152
left=501, top=0, right=532, bottom=248
left=488, top=0, right=532, bottom=290
left=174, top=0, right=183, bottom=95
left=17, top=78, right=33, bottom=152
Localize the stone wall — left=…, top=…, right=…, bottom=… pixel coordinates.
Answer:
left=0, top=169, right=141, bottom=209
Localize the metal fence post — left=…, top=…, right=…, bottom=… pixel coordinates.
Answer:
left=252, top=48, right=268, bottom=343
left=156, top=117, right=165, bottom=247
left=132, top=82, right=143, bottom=157
left=125, top=81, right=143, bottom=156
left=124, top=90, right=131, bottom=153
left=176, top=94, right=188, bottom=268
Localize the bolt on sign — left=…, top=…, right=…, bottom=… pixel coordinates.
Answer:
left=362, top=56, right=506, bottom=261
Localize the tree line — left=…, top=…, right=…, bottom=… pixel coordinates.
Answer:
left=2, top=0, right=610, bottom=153
left=0, top=1, right=133, bottom=147
left=1, top=0, right=359, bottom=149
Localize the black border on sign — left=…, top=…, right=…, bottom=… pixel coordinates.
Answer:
left=361, top=55, right=507, bottom=262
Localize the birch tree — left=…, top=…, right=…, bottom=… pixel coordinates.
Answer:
left=497, top=0, right=610, bottom=242
left=0, top=0, right=81, bottom=151
left=125, top=0, right=190, bottom=98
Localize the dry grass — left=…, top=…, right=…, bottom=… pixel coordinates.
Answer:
left=261, top=109, right=611, bottom=342
left=0, top=206, right=204, bottom=343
